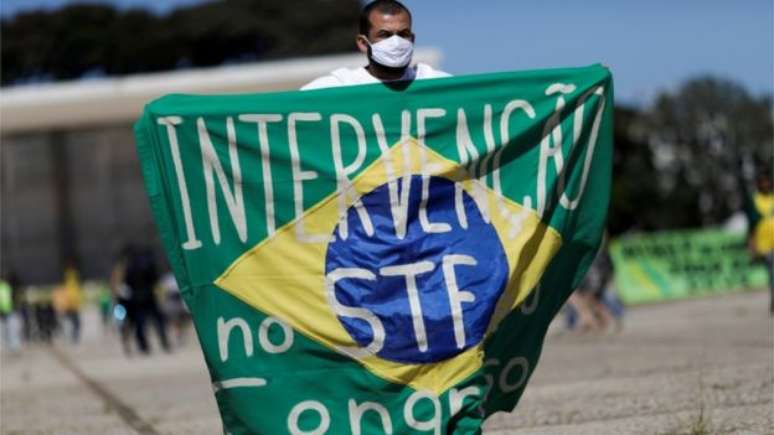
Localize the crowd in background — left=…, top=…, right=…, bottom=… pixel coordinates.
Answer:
left=0, top=245, right=190, bottom=355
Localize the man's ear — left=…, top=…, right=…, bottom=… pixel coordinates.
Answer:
left=356, top=35, right=369, bottom=54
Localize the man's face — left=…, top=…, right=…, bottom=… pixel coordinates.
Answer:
left=356, top=10, right=414, bottom=55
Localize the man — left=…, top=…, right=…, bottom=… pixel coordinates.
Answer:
left=123, top=245, right=171, bottom=354
left=301, top=0, right=449, bottom=90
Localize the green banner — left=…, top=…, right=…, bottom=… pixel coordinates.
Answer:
left=610, top=229, right=768, bottom=304
left=134, top=65, right=613, bottom=434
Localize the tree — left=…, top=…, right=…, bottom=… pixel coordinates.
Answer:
left=0, top=0, right=361, bottom=85
left=609, top=77, right=773, bottom=234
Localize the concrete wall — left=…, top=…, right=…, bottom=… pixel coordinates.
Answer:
left=2, top=126, right=163, bottom=285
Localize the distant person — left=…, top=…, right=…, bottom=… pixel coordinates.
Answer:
left=586, top=245, right=624, bottom=332
left=111, top=247, right=135, bottom=354
left=0, top=275, right=12, bottom=318
left=564, top=235, right=623, bottom=333
left=8, top=271, right=32, bottom=343
left=746, top=173, right=774, bottom=313
left=160, top=271, right=190, bottom=348
left=31, top=287, right=57, bottom=343
left=564, top=289, right=599, bottom=332
left=53, top=259, right=83, bottom=344
left=0, top=273, right=22, bottom=352
left=123, top=246, right=170, bottom=354
left=301, top=0, right=450, bottom=90
left=97, top=283, right=113, bottom=333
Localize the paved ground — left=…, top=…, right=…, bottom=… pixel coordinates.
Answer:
left=1, top=291, right=772, bottom=434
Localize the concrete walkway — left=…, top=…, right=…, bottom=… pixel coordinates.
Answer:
left=1, top=291, right=772, bottom=434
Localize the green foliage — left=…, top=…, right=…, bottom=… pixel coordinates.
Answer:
left=0, top=0, right=360, bottom=85
left=610, top=77, right=773, bottom=234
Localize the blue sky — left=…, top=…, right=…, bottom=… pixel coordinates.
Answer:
left=407, top=0, right=773, bottom=105
left=2, top=0, right=772, bottom=105
left=0, top=0, right=202, bottom=15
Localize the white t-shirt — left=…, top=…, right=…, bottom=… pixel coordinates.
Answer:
left=301, top=63, right=451, bottom=90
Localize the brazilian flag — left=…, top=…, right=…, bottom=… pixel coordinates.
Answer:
left=135, top=65, right=613, bottom=434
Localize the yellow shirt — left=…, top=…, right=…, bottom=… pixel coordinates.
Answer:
left=63, top=267, right=83, bottom=310
left=753, top=192, right=774, bottom=254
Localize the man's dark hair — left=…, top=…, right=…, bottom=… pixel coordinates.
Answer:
left=359, top=0, right=412, bottom=36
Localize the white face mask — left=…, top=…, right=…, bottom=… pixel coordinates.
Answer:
left=367, top=35, right=414, bottom=68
